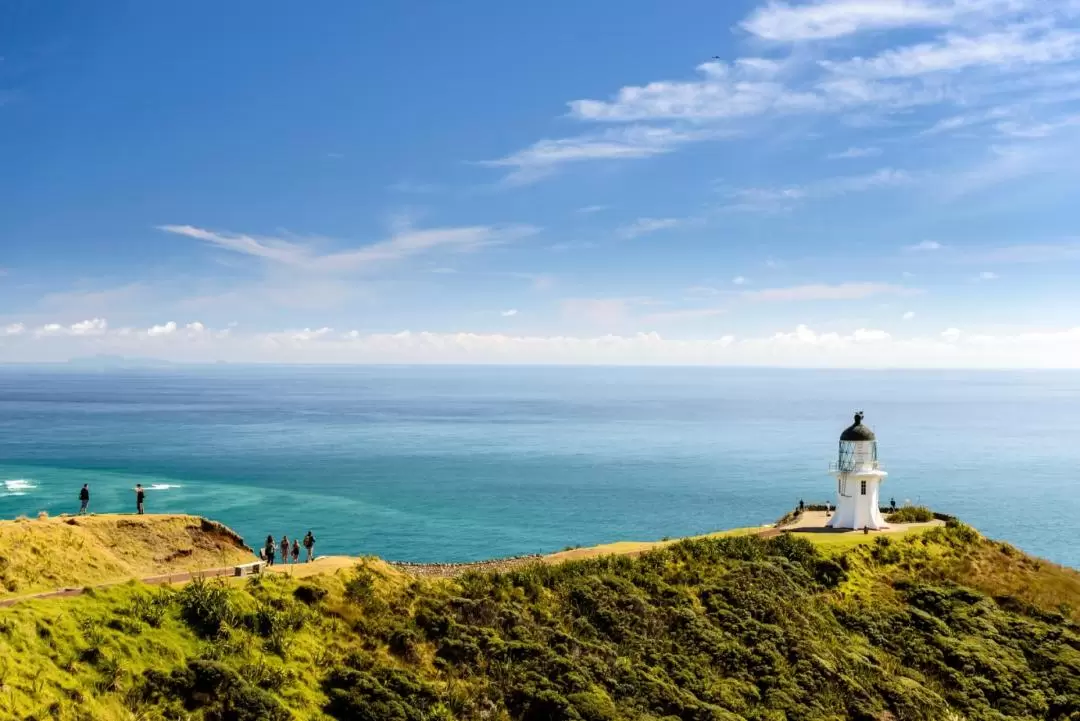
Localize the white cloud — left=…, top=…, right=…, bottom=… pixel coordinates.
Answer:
left=827, top=146, right=882, bottom=159
left=723, top=168, right=913, bottom=211
left=34, top=319, right=108, bottom=337
left=159, top=223, right=538, bottom=272
left=732, top=276, right=749, bottom=285
left=577, top=205, right=609, bottom=214
left=941, top=327, right=963, bottom=342
left=501, top=309, right=519, bottom=317
left=823, top=28, right=1080, bottom=79
left=978, top=270, right=1000, bottom=280
left=10, top=319, right=1080, bottom=368
left=903, top=310, right=916, bottom=320
left=741, top=282, right=918, bottom=302
left=617, top=217, right=687, bottom=239
left=2, top=323, right=25, bottom=336
left=147, top=321, right=177, bottom=337
left=906, top=239, right=942, bottom=251
left=742, top=0, right=954, bottom=42
left=853, top=328, right=892, bottom=342
left=478, top=126, right=704, bottom=184
left=568, top=61, right=823, bottom=123
left=69, top=318, right=108, bottom=336
left=479, top=0, right=1080, bottom=187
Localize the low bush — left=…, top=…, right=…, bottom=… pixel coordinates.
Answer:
left=887, top=505, right=935, bottom=523
left=176, top=578, right=236, bottom=638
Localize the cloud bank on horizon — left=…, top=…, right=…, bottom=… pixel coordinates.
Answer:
left=2, top=0, right=1080, bottom=367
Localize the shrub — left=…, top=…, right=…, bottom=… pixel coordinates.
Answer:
left=293, top=583, right=329, bottom=605
left=887, top=505, right=935, bottom=524
left=323, top=666, right=439, bottom=721
left=176, top=577, right=236, bottom=637
left=137, top=660, right=291, bottom=721
left=126, top=589, right=172, bottom=628
left=344, top=568, right=377, bottom=604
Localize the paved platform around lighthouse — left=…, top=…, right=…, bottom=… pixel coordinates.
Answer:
left=781, top=510, right=944, bottom=533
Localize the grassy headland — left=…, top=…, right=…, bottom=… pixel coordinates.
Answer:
left=0, top=516, right=1077, bottom=720
left=0, top=514, right=252, bottom=598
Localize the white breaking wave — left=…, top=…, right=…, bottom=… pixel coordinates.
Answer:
left=149, top=483, right=181, bottom=491
left=2, top=479, right=37, bottom=496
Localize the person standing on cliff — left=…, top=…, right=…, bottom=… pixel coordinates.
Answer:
left=280, top=535, right=290, bottom=565
left=134, top=484, right=145, bottom=515
left=78, top=484, right=90, bottom=515
left=291, top=538, right=300, bottom=564
left=265, top=535, right=276, bottom=566
left=302, top=531, right=315, bottom=562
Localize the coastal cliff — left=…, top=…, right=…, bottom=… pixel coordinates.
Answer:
left=0, top=517, right=1077, bottom=720
left=0, top=514, right=252, bottom=598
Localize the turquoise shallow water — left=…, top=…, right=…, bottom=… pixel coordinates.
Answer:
left=0, top=366, right=1077, bottom=567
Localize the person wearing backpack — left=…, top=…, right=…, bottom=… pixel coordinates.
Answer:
left=302, top=531, right=315, bottom=562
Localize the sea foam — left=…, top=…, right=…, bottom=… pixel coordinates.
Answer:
left=2, top=479, right=36, bottom=496
left=150, top=483, right=181, bottom=491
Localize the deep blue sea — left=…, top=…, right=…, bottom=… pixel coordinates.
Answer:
left=0, top=366, right=1076, bottom=567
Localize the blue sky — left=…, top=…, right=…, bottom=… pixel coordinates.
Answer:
left=2, top=0, right=1080, bottom=366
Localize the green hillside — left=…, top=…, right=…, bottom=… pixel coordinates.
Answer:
left=0, top=519, right=1077, bottom=720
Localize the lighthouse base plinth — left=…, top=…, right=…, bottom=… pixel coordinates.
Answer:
left=827, top=470, right=888, bottom=530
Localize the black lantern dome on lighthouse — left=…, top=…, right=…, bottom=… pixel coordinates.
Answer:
left=836, top=412, right=877, bottom=472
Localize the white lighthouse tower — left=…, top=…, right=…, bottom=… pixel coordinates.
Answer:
left=827, top=412, right=888, bottom=530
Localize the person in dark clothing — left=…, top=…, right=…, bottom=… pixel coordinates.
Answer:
left=302, top=531, right=315, bottom=562
left=265, top=535, right=276, bottom=566
left=890, top=497, right=897, bottom=511
left=135, top=484, right=145, bottom=514
left=291, top=539, right=300, bottom=564
left=79, top=484, right=90, bottom=515
left=798, top=499, right=805, bottom=512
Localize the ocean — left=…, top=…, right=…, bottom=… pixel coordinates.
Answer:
left=0, top=366, right=1077, bottom=567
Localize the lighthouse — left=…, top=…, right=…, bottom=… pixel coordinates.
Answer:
left=827, top=412, right=888, bottom=530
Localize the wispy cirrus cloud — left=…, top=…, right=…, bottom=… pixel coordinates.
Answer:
left=721, top=168, right=913, bottom=211
left=160, top=222, right=538, bottom=273
left=477, top=125, right=712, bottom=185
left=741, top=282, right=919, bottom=302
left=828, top=146, right=882, bottom=159
left=821, top=27, right=1080, bottom=79
left=480, top=0, right=1080, bottom=186
left=741, top=0, right=956, bottom=42
left=617, top=217, right=693, bottom=239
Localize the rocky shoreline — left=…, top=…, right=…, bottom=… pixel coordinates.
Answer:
left=388, top=553, right=544, bottom=578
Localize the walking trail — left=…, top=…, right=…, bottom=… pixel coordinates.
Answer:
left=0, top=511, right=939, bottom=607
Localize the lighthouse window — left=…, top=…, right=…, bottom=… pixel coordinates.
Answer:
left=860, top=480, right=867, bottom=496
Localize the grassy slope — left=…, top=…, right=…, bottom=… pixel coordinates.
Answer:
left=0, top=520, right=1077, bottom=721
left=0, top=514, right=253, bottom=598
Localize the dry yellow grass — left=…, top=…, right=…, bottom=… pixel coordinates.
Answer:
left=950, top=539, right=1080, bottom=622
left=0, top=513, right=253, bottom=598
left=542, top=526, right=763, bottom=563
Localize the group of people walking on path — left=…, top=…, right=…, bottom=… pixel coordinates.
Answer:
left=261, top=531, right=315, bottom=566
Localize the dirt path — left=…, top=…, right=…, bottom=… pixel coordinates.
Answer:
left=0, top=563, right=251, bottom=608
